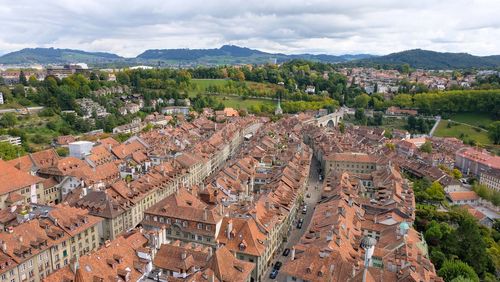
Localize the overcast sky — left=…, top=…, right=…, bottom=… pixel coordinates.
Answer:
left=0, top=0, right=499, bottom=57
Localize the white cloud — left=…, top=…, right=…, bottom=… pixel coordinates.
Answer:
left=0, top=0, right=499, bottom=56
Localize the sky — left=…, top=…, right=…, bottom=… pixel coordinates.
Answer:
left=0, top=0, right=499, bottom=57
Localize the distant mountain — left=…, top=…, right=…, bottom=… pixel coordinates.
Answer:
left=2, top=46, right=498, bottom=69
left=352, top=49, right=500, bottom=69
left=0, top=47, right=123, bottom=65
left=137, top=45, right=375, bottom=65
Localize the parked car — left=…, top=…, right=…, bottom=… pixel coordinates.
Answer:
left=296, top=221, right=303, bottom=229
left=269, top=269, right=278, bottom=279
left=302, top=206, right=307, bottom=214
left=282, top=248, right=290, bottom=256
left=274, top=261, right=283, bottom=270
left=306, top=193, right=311, bottom=198
left=298, top=218, right=304, bottom=223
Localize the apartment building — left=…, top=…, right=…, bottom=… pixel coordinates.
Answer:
left=323, top=152, right=377, bottom=176
left=142, top=188, right=223, bottom=247
left=0, top=160, right=44, bottom=209
left=0, top=204, right=101, bottom=282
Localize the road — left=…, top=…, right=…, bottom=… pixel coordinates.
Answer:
left=263, top=156, right=323, bottom=282
left=0, top=106, right=44, bottom=114
left=429, top=116, right=441, bottom=136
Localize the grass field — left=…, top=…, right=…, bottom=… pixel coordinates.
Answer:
left=434, top=119, right=492, bottom=145
left=188, top=79, right=280, bottom=98
left=213, top=95, right=275, bottom=110
left=448, top=112, right=494, bottom=128
left=188, top=79, right=277, bottom=110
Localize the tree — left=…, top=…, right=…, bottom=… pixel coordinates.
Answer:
left=0, top=113, right=17, bottom=128
left=0, top=142, right=24, bottom=161
left=430, top=250, right=447, bottom=269
left=427, top=181, right=445, bottom=202
left=452, top=169, right=462, bottom=180
left=354, top=108, right=367, bottom=125
left=12, top=84, right=25, bottom=97
left=19, top=71, right=28, bottom=86
left=438, top=260, right=479, bottom=282
left=354, top=94, right=370, bottom=108
left=420, top=141, right=433, bottom=153
left=447, top=217, right=490, bottom=277
left=339, top=122, right=345, bottom=133
left=425, top=223, right=443, bottom=245
left=488, top=121, right=500, bottom=144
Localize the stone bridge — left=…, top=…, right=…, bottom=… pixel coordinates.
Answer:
left=308, top=109, right=345, bottom=127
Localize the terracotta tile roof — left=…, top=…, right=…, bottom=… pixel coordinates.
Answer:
left=207, top=246, right=254, bottom=282
left=48, top=204, right=102, bottom=237
left=0, top=160, right=43, bottom=195
left=97, top=137, right=120, bottom=149
left=153, top=242, right=210, bottom=274
left=0, top=219, right=67, bottom=264
left=145, top=188, right=222, bottom=225
left=447, top=191, right=479, bottom=202
left=45, top=230, right=151, bottom=282
left=217, top=217, right=267, bottom=257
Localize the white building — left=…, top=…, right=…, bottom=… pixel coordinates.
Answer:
left=0, top=135, right=21, bottom=146
left=69, top=141, right=94, bottom=159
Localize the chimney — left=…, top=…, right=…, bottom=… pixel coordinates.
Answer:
left=203, top=208, right=208, bottom=221
left=1, top=241, right=6, bottom=253
left=226, top=220, right=233, bottom=239
left=209, top=272, right=215, bottom=282
left=207, top=247, right=213, bottom=261
left=181, top=252, right=187, bottom=260
left=290, top=247, right=295, bottom=261
left=18, top=236, right=23, bottom=243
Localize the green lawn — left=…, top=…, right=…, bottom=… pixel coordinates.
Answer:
left=448, top=112, right=495, bottom=128
left=214, top=95, right=275, bottom=110
left=188, top=79, right=279, bottom=98
left=382, top=117, right=408, bottom=131
left=188, top=79, right=230, bottom=97
left=434, top=120, right=492, bottom=145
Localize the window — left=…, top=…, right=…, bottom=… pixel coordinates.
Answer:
left=63, top=250, right=67, bottom=257
left=28, top=259, right=33, bottom=267
left=197, top=223, right=202, bottom=229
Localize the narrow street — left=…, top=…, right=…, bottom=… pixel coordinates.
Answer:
left=263, top=156, right=323, bottom=282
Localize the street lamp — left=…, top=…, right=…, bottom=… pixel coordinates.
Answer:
left=360, top=236, right=377, bottom=282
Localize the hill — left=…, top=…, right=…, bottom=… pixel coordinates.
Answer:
left=352, top=49, right=500, bottom=69
left=136, top=45, right=374, bottom=65
left=0, top=47, right=123, bottom=65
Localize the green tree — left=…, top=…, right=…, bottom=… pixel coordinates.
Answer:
left=12, top=84, right=25, bottom=97
left=452, top=169, right=462, bottom=180
left=0, top=113, right=17, bottom=128
left=354, top=94, right=370, bottom=108
left=339, top=122, right=345, bottom=133
left=0, top=142, right=24, bottom=160
left=487, top=121, right=500, bottom=144
left=447, top=217, right=490, bottom=276
left=430, top=250, right=447, bottom=269
left=19, top=71, right=28, bottom=86
left=438, top=260, right=479, bottom=282
left=354, top=108, right=367, bottom=125
left=420, top=141, right=433, bottom=153
left=427, top=181, right=445, bottom=202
